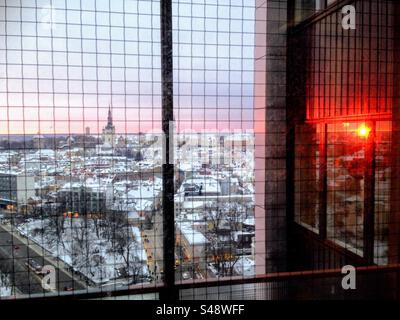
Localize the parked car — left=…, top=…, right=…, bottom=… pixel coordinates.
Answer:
left=25, top=259, right=50, bottom=276
left=25, top=258, right=43, bottom=274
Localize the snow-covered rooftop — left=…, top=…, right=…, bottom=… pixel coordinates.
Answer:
left=177, top=222, right=208, bottom=245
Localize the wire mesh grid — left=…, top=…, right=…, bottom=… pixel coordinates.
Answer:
left=0, top=0, right=399, bottom=301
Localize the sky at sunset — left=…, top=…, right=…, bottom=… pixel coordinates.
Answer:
left=0, top=0, right=256, bottom=135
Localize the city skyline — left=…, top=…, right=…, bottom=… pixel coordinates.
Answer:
left=0, top=0, right=256, bottom=134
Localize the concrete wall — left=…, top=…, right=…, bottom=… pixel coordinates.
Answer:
left=254, top=0, right=288, bottom=275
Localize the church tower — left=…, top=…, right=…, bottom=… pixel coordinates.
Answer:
left=102, top=104, right=115, bottom=146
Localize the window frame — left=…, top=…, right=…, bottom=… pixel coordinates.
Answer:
left=294, top=118, right=392, bottom=264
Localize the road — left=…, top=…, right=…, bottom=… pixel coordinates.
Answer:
left=142, top=211, right=164, bottom=282
left=0, top=222, right=87, bottom=296
left=142, top=212, right=205, bottom=282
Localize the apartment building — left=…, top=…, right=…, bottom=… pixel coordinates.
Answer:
left=0, top=171, right=35, bottom=208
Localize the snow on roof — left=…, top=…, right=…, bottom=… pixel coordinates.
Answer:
left=0, top=170, right=20, bottom=176
left=127, top=211, right=145, bottom=220
left=234, top=256, right=255, bottom=276
left=127, top=181, right=162, bottom=201
left=182, top=201, right=205, bottom=210
left=60, top=180, right=111, bottom=193
left=181, top=213, right=204, bottom=222
left=178, top=176, right=221, bottom=194
left=134, top=199, right=154, bottom=211
left=177, top=163, right=196, bottom=172
left=243, top=217, right=255, bottom=226
left=29, top=195, right=42, bottom=201
left=177, top=222, right=208, bottom=245
left=35, top=149, right=55, bottom=157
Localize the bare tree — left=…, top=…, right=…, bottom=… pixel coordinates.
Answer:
left=113, top=220, right=145, bottom=284
left=103, top=210, right=127, bottom=244
left=205, top=202, right=242, bottom=277
left=48, top=207, right=65, bottom=243
left=123, top=239, right=143, bottom=284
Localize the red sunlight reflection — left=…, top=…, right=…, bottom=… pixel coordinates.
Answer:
left=356, top=124, right=371, bottom=138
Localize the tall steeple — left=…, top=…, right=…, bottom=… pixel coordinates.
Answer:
left=102, top=103, right=115, bottom=146
left=106, top=104, right=113, bottom=129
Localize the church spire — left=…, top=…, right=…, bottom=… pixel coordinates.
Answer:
left=107, top=104, right=113, bottom=127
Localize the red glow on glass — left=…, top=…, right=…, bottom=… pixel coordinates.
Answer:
left=357, top=124, right=371, bottom=138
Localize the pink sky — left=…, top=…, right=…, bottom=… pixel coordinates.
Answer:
left=0, top=0, right=256, bottom=135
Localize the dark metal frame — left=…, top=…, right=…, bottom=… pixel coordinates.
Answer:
left=388, top=0, right=400, bottom=265
left=290, top=119, right=383, bottom=266
left=318, top=120, right=377, bottom=262
left=11, top=263, right=400, bottom=300
left=318, top=123, right=328, bottom=239
left=160, top=0, right=177, bottom=301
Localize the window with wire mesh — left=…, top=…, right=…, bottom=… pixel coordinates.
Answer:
left=0, top=0, right=262, bottom=299
left=172, top=0, right=257, bottom=282
left=294, top=0, right=396, bottom=266
left=0, top=0, right=162, bottom=298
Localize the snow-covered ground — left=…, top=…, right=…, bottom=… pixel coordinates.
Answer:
left=16, top=218, right=149, bottom=285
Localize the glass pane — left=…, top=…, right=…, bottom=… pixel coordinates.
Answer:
left=172, top=0, right=257, bottom=280
left=0, top=0, right=162, bottom=298
left=374, top=121, right=392, bottom=264
left=295, top=123, right=321, bottom=232
left=327, top=122, right=368, bottom=255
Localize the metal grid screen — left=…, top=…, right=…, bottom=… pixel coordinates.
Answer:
left=0, top=0, right=399, bottom=301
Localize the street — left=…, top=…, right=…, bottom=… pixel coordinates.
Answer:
left=0, top=222, right=87, bottom=296
left=142, top=211, right=164, bottom=282
left=142, top=212, right=205, bottom=282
